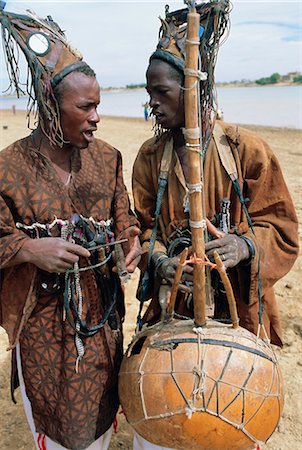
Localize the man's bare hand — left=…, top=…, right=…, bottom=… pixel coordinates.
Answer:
left=122, top=226, right=141, bottom=272
left=112, top=226, right=141, bottom=274
left=205, top=234, right=250, bottom=269
left=15, top=238, right=90, bottom=273
left=152, top=252, right=193, bottom=293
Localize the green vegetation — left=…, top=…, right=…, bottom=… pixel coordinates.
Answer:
left=100, top=71, right=301, bottom=90
left=125, top=83, right=146, bottom=89
left=293, top=74, right=302, bottom=83
left=256, top=72, right=281, bottom=85
left=216, top=71, right=301, bottom=87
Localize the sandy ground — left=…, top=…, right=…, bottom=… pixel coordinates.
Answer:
left=0, top=110, right=301, bottom=449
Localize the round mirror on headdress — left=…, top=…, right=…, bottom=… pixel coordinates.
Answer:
left=26, top=32, right=50, bottom=56
left=0, top=5, right=89, bottom=147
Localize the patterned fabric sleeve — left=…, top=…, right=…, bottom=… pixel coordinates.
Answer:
left=0, top=196, right=30, bottom=267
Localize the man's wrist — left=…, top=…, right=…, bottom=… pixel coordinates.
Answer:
left=240, top=236, right=255, bottom=265
left=151, top=252, right=169, bottom=278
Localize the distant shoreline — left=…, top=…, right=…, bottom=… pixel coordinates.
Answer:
left=1, top=82, right=300, bottom=98
left=216, top=81, right=301, bottom=88
left=102, top=82, right=301, bottom=92
left=0, top=110, right=300, bottom=132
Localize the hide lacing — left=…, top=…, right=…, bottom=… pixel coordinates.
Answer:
left=126, top=320, right=281, bottom=447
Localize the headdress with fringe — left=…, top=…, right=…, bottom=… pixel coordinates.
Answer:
left=149, top=0, right=231, bottom=150
left=0, top=1, right=92, bottom=147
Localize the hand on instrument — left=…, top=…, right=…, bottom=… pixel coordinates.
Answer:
left=205, top=234, right=250, bottom=269
left=18, top=237, right=91, bottom=273
left=118, top=225, right=141, bottom=273
left=152, top=252, right=193, bottom=293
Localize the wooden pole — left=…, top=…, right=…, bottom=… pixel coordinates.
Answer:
left=184, top=6, right=206, bottom=326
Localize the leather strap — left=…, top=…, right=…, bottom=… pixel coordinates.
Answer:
left=213, top=122, right=238, bottom=181
left=160, top=137, right=173, bottom=176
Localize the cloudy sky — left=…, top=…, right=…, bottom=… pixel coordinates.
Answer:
left=0, top=0, right=301, bottom=90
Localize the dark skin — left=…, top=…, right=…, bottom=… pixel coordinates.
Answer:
left=3, top=71, right=141, bottom=273
left=146, top=59, right=249, bottom=289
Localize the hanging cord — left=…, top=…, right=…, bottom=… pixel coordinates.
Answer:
left=73, top=261, right=85, bottom=373
left=60, top=222, right=84, bottom=371
left=136, top=140, right=173, bottom=329
left=196, top=51, right=213, bottom=305
left=63, top=270, right=117, bottom=338
left=63, top=264, right=118, bottom=374
left=136, top=174, right=168, bottom=330
left=59, top=219, right=118, bottom=371
left=231, top=178, right=263, bottom=323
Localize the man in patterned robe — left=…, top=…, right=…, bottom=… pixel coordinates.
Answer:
left=0, top=8, right=140, bottom=450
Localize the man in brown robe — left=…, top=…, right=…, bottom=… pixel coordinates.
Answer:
left=131, top=3, right=298, bottom=450
left=133, top=120, right=298, bottom=346
left=132, top=8, right=299, bottom=349
left=0, top=7, right=140, bottom=450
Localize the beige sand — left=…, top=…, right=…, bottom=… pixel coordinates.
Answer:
left=0, top=110, right=301, bottom=449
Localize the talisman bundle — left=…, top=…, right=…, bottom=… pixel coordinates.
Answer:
left=119, top=1, right=284, bottom=449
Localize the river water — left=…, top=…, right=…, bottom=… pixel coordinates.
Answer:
left=1, top=85, right=301, bottom=129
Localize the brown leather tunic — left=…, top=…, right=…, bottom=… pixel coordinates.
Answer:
left=132, top=121, right=299, bottom=346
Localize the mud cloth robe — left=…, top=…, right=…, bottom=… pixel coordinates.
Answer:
left=0, top=136, right=138, bottom=450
